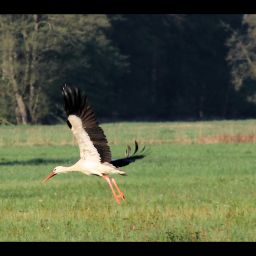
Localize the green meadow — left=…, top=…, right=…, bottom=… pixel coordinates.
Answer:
left=0, top=120, right=256, bottom=241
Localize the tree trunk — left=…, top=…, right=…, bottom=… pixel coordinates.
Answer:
left=22, top=14, right=40, bottom=124
left=14, top=90, right=28, bottom=124
left=29, top=14, right=40, bottom=124
left=9, top=54, right=29, bottom=124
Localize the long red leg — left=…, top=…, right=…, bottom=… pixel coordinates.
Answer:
left=102, top=175, right=121, bottom=204
left=111, top=178, right=125, bottom=200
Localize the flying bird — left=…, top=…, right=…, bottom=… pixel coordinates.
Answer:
left=43, top=85, right=146, bottom=204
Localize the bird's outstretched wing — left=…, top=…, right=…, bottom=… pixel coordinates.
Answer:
left=62, top=85, right=112, bottom=163
left=111, top=141, right=146, bottom=168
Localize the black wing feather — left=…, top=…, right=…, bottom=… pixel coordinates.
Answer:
left=62, top=84, right=112, bottom=163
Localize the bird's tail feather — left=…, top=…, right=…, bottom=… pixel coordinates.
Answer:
left=110, top=141, right=148, bottom=168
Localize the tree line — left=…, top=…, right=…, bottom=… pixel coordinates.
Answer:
left=0, top=14, right=255, bottom=125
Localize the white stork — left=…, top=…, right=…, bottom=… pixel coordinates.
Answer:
left=43, top=85, right=146, bottom=204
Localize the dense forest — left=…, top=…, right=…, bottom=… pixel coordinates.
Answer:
left=0, top=14, right=256, bottom=124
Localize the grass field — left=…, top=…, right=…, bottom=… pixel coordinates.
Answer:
left=0, top=120, right=256, bottom=241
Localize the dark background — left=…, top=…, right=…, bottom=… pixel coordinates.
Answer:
left=1, top=14, right=256, bottom=124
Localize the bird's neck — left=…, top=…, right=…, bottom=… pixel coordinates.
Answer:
left=61, top=165, right=76, bottom=173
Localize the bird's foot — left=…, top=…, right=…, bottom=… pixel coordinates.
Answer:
left=118, top=192, right=125, bottom=201
left=114, top=193, right=125, bottom=204
left=114, top=195, right=121, bottom=204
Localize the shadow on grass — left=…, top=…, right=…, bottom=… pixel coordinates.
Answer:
left=0, top=158, right=75, bottom=166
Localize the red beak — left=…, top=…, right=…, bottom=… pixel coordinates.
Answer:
left=43, top=171, right=57, bottom=183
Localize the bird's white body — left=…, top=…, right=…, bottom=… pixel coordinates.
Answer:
left=55, top=159, right=125, bottom=176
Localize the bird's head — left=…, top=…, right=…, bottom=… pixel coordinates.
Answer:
left=43, top=166, right=66, bottom=183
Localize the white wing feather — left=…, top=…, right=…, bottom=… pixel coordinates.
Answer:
left=68, top=115, right=101, bottom=162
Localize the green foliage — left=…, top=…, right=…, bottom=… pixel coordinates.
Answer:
left=0, top=14, right=128, bottom=124
left=2, top=14, right=256, bottom=123
left=226, top=15, right=256, bottom=89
